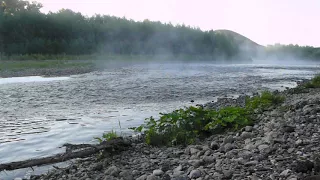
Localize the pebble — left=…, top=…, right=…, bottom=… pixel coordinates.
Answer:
left=245, top=126, right=253, bottom=132
left=152, top=169, right=164, bottom=176
left=189, top=169, right=201, bottom=179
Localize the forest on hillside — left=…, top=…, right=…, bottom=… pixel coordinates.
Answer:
left=0, top=0, right=319, bottom=61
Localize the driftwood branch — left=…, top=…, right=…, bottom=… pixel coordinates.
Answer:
left=0, top=137, right=130, bottom=171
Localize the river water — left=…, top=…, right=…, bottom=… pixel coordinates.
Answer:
left=0, top=62, right=319, bottom=179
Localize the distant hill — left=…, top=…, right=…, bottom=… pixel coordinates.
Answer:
left=213, top=30, right=265, bottom=59
left=214, top=30, right=262, bottom=47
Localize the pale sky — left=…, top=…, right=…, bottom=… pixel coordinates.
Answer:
left=37, top=0, right=320, bottom=47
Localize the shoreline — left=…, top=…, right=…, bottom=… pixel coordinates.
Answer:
left=15, top=78, right=319, bottom=180
left=0, top=60, right=97, bottom=78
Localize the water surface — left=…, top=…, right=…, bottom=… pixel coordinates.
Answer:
left=0, top=63, right=319, bottom=179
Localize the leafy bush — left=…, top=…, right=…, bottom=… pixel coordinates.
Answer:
left=304, top=75, right=320, bottom=88
left=204, top=107, right=251, bottom=132
left=245, top=91, right=285, bottom=111
left=130, top=91, right=285, bottom=146
left=131, top=106, right=251, bottom=146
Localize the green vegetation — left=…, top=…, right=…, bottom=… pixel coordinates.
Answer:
left=131, top=91, right=285, bottom=146
left=245, top=91, right=285, bottom=111
left=94, top=120, right=123, bottom=143
left=94, top=130, right=118, bottom=143
left=304, top=75, right=320, bottom=88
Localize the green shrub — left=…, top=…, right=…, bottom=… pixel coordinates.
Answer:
left=131, top=106, right=252, bottom=146
left=130, top=91, right=285, bottom=146
left=204, top=107, right=251, bottom=132
left=304, top=75, right=320, bottom=88
left=245, top=91, right=285, bottom=111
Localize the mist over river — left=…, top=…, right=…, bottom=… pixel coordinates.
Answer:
left=0, top=62, right=319, bottom=177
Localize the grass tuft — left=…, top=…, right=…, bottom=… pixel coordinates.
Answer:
left=94, top=130, right=118, bottom=143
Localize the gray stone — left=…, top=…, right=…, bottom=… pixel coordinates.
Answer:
left=136, top=175, right=148, bottom=180
left=241, top=132, right=253, bottom=139
left=314, top=155, right=320, bottom=173
left=283, top=125, right=295, bottom=133
left=146, top=174, right=160, bottom=180
left=295, top=139, right=303, bottom=146
left=223, top=170, right=233, bottom=179
left=196, top=150, right=205, bottom=157
left=132, top=170, right=140, bottom=176
left=287, top=148, right=295, bottom=153
left=189, top=169, right=201, bottom=179
left=258, top=144, right=269, bottom=152
left=160, top=160, right=171, bottom=172
left=224, top=143, right=235, bottom=151
left=105, top=165, right=119, bottom=176
left=190, top=148, right=200, bottom=155
left=174, top=150, right=184, bottom=156
left=279, top=169, right=291, bottom=177
left=245, top=160, right=258, bottom=166
left=103, top=175, right=117, bottom=180
left=215, top=159, right=222, bottom=167
left=238, top=150, right=253, bottom=159
left=270, top=110, right=279, bottom=117
left=172, top=175, right=189, bottom=180
left=304, top=175, right=320, bottom=180
left=287, top=175, right=298, bottom=180
left=188, top=160, right=203, bottom=168
left=173, top=170, right=185, bottom=177
left=162, top=174, right=171, bottom=180
left=90, top=162, right=103, bottom=171
left=218, top=146, right=225, bottom=153
left=294, top=160, right=314, bottom=173
left=244, top=138, right=251, bottom=144
left=203, top=156, right=215, bottom=163
left=204, top=150, right=212, bottom=156
left=185, top=147, right=191, bottom=155
left=245, top=126, right=253, bottom=132
left=152, top=169, right=164, bottom=176
left=174, top=165, right=183, bottom=172
left=210, top=141, right=219, bottom=150
left=119, top=170, right=133, bottom=180
left=244, top=143, right=256, bottom=150
left=223, top=135, right=234, bottom=144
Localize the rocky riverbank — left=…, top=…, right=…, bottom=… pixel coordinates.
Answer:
left=27, top=81, right=320, bottom=180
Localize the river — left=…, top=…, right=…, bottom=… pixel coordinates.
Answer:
left=0, top=62, right=319, bottom=179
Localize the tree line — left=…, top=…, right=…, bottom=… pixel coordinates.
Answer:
left=0, top=0, right=319, bottom=61
left=265, top=44, right=320, bottom=61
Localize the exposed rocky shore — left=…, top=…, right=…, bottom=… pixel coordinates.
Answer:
left=24, top=82, right=320, bottom=180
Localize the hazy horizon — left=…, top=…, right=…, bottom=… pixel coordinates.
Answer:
left=32, top=0, right=320, bottom=47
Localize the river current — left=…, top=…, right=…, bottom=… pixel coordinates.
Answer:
left=0, top=62, right=319, bottom=179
